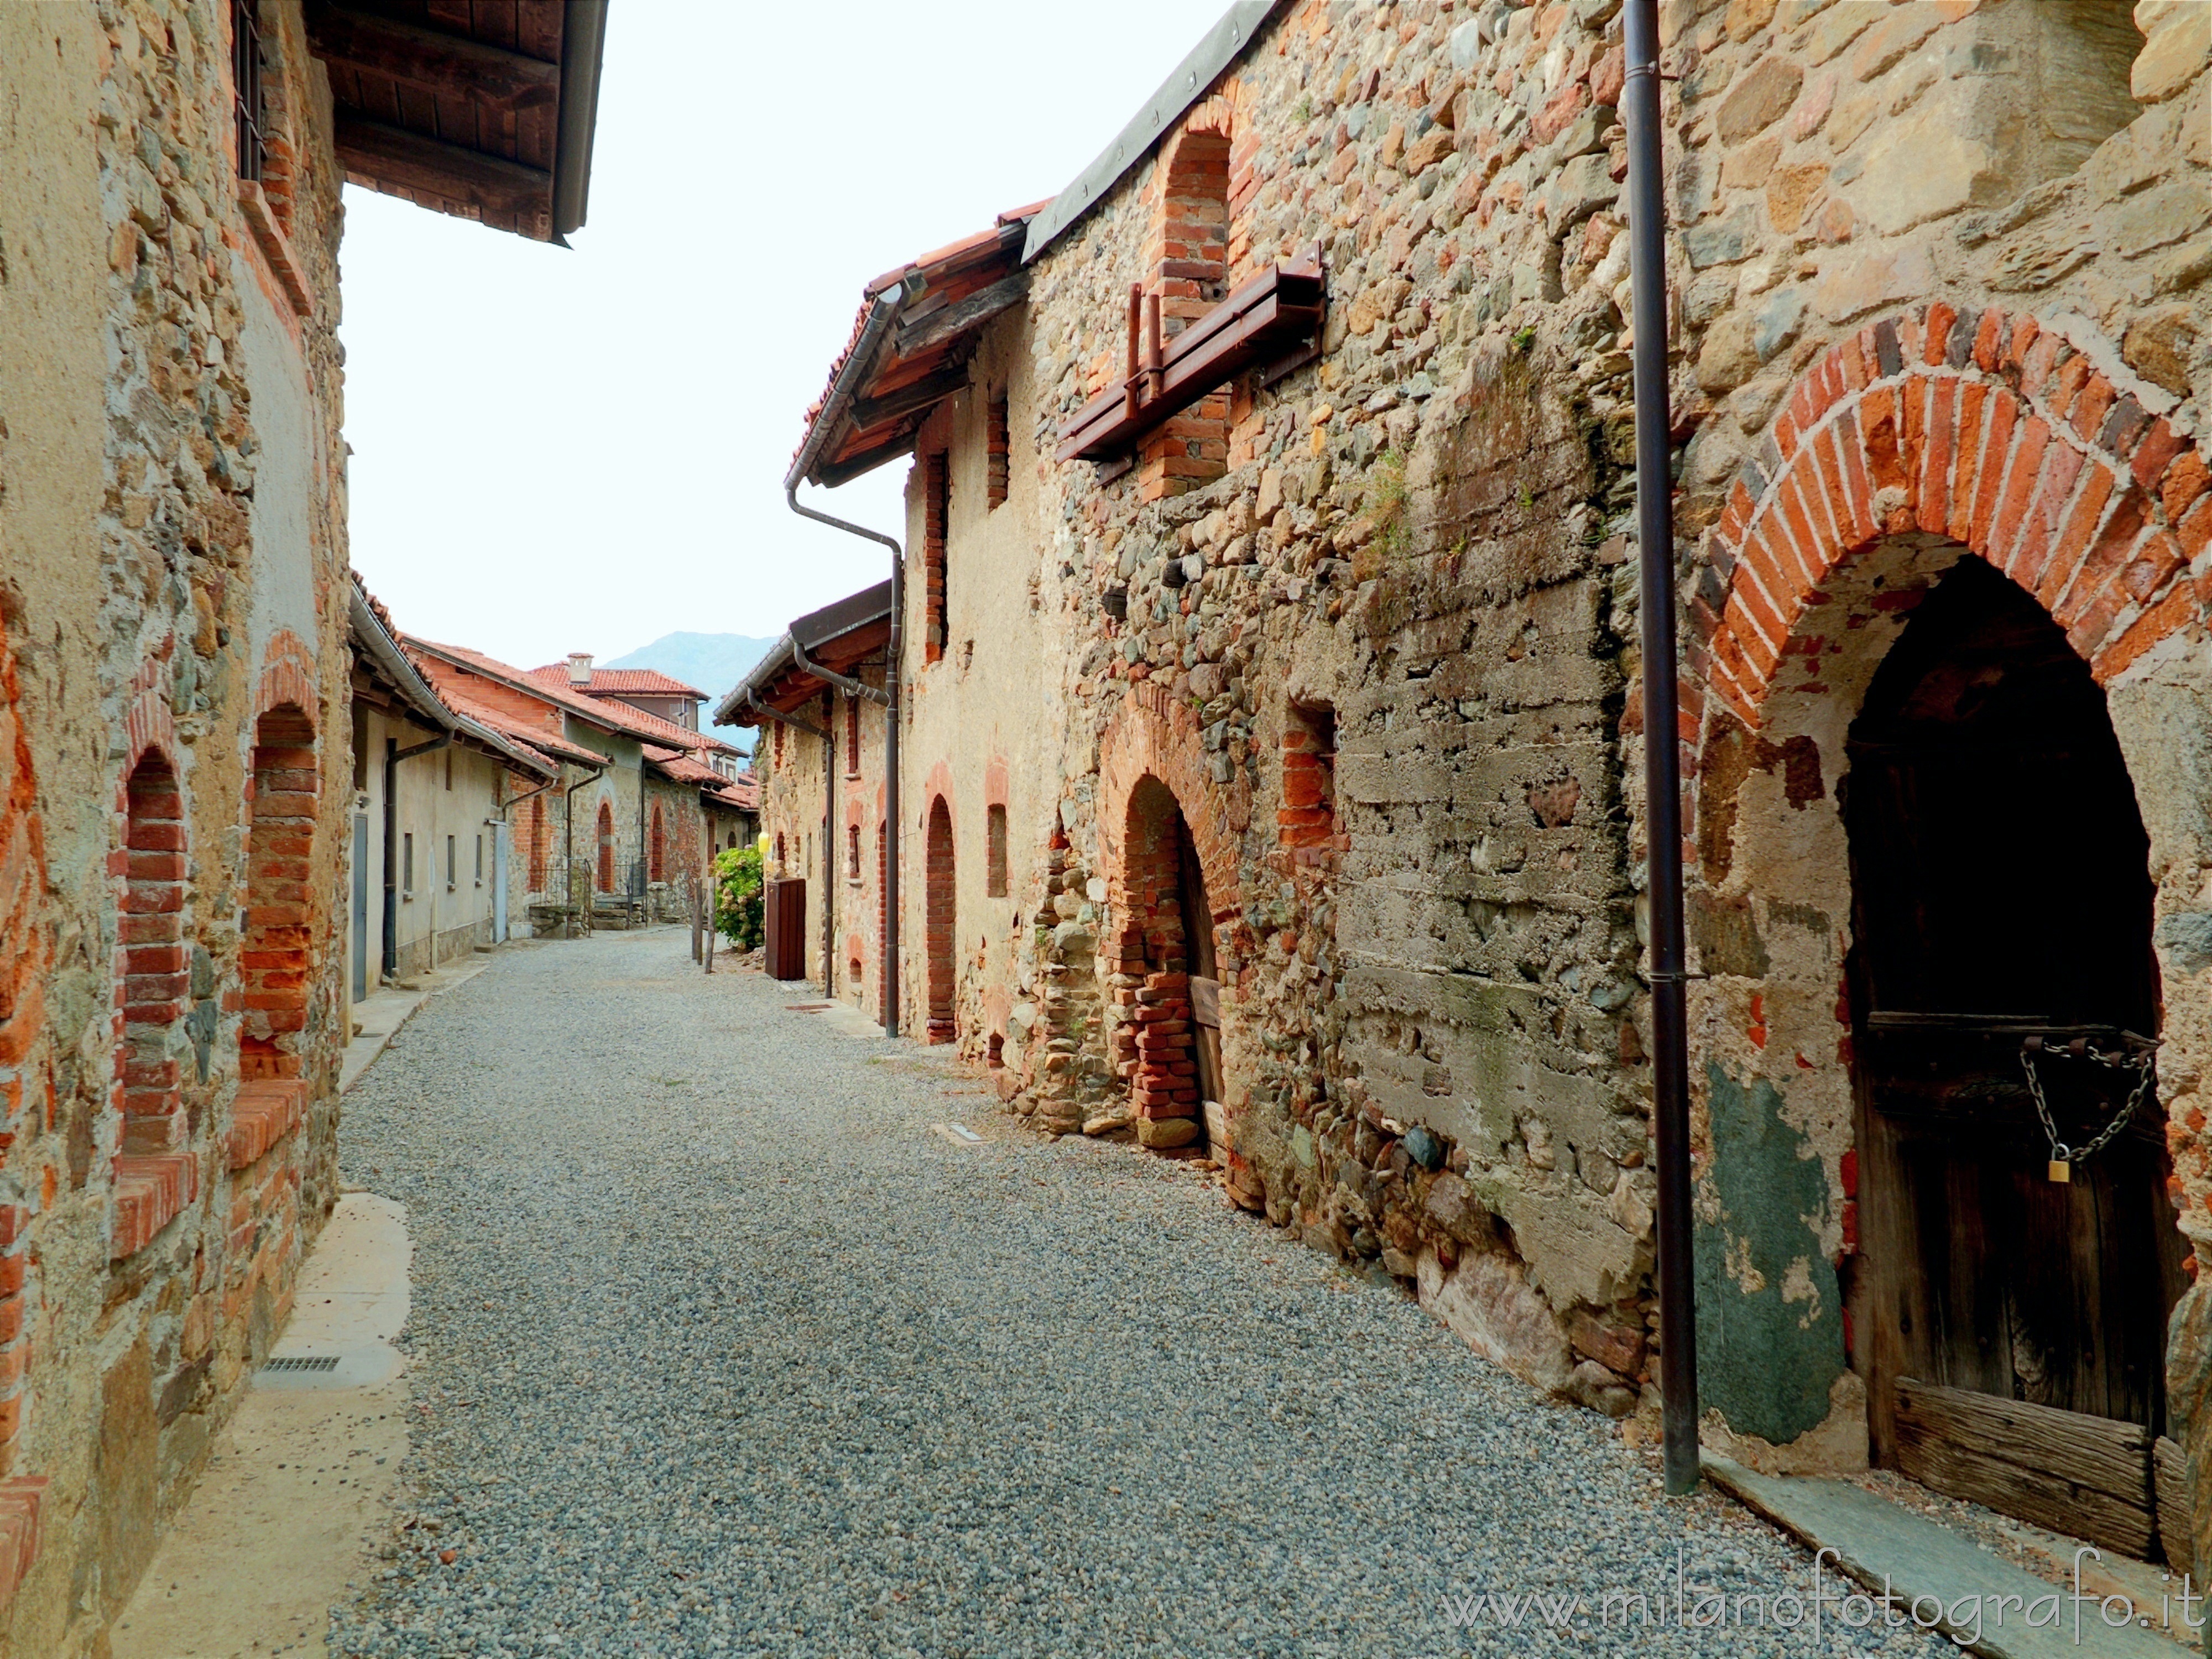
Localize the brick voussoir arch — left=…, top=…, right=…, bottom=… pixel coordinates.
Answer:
left=253, top=629, right=319, bottom=728
left=1097, top=681, right=1243, bottom=929
left=1691, top=301, right=2212, bottom=747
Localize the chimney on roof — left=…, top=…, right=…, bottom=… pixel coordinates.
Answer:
left=566, top=653, right=593, bottom=687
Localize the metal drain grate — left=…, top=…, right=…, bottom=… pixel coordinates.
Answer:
left=262, top=1355, right=340, bottom=1374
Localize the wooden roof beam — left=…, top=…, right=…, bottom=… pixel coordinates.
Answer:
left=308, top=3, right=560, bottom=109
left=335, top=117, right=551, bottom=223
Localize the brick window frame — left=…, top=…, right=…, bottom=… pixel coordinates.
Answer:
left=922, top=451, right=951, bottom=665
left=527, top=797, right=547, bottom=891
left=986, top=393, right=1010, bottom=510
left=985, top=802, right=1008, bottom=899
left=649, top=800, right=666, bottom=884
left=924, top=795, right=956, bottom=1044
left=845, top=693, right=861, bottom=777
left=595, top=800, right=614, bottom=893
left=1280, top=700, right=1337, bottom=850
left=118, top=753, right=189, bottom=1150
left=241, top=706, right=316, bottom=1081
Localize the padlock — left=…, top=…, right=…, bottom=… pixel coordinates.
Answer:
left=2048, top=1157, right=2072, bottom=1184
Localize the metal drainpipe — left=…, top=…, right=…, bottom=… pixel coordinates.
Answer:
left=823, top=693, right=836, bottom=999
left=1625, top=0, right=1699, bottom=1498
left=564, top=765, right=602, bottom=939
left=383, top=731, right=449, bottom=981
left=787, top=487, right=903, bottom=1039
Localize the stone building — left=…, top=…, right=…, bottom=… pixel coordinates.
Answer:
left=346, top=583, right=560, bottom=984
left=0, top=0, right=604, bottom=1647
left=721, top=583, right=896, bottom=1008
left=771, top=0, right=2212, bottom=1578
left=407, top=637, right=747, bottom=928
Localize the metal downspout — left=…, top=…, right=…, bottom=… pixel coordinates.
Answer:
left=1625, top=0, right=1699, bottom=1497
left=823, top=695, right=835, bottom=999
left=564, top=765, right=603, bottom=938
left=786, top=488, right=903, bottom=1040
left=383, top=731, right=449, bottom=981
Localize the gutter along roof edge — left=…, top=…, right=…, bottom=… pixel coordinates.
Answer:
left=1020, top=0, right=1287, bottom=266
left=551, top=0, right=609, bottom=238
left=713, top=580, right=895, bottom=728
left=347, top=587, right=555, bottom=780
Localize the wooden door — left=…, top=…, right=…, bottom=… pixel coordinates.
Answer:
left=1175, top=815, right=1225, bottom=1113
left=1843, top=560, right=2183, bottom=1556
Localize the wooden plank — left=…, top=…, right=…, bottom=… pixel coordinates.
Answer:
left=846, top=365, right=972, bottom=434
left=334, top=115, right=550, bottom=223
left=1896, top=1378, right=2151, bottom=1500
left=307, top=4, right=559, bottom=107
left=1190, top=975, right=1220, bottom=1029
left=1893, top=1379, right=2154, bottom=1557
left=2157, top=1436, right=2193, bottom=1569
left=894, top=273, right=1029, bottom=359
left=1894, top=1425, right=2155, bottom=1558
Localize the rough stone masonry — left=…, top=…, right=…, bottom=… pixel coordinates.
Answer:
left=764, top=0, right=2212, bottom=1584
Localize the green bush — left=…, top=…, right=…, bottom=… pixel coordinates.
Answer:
left=714, top=844, right=764, bottom=950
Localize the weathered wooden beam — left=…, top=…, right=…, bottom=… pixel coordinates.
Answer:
left=334, top=117, right=551, bottom=223
left=894, top=273, right=1029, bottom=359
left=846, top=366, right=971, bottom=434
left=309, top=3, right=559, bottom=109
left=1892, top=1378, right=2155, bottom=1558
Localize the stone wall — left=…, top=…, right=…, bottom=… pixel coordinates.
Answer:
left=0, top=1, right=356, bottom=1648
left=876, top=0, right=2212, bottom=1548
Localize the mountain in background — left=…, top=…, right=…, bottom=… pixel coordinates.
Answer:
left=604, top=632, right=775, bottom=749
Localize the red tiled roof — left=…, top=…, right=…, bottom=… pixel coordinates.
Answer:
left=525, top=665, right=708, bottom=700
left=796, top=201, right=1047, bottom=484
left=444, top=685, right=611, bottom=769
left=405, top=635, right=740, bottom=758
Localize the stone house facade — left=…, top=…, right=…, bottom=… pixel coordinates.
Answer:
left=346, top=585, right=559, bottom=988
left=408, top=638, right=745, bottom=929
left=0, top=0, right=604, bottom=1648
left=722, top=585, right=896, bottom=1008
left=777, top=0, right=2212, bottom=1577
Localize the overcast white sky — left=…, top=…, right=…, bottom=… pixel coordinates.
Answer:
left=337, top=0, right=1222, bottom=668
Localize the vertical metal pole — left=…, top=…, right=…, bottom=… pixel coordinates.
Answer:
left=1625, top=0, right=1699, bottom=1497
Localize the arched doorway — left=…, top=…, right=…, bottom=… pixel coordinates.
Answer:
left=924, top=796, right=954, bottom=1044
left=1843, top=558, right=2182, bottom=1536
left=1682, top=302, right=2212, bottom=1562
left=595, top=800, right=614, bottom=893
left=1116, top=776, right=1222, bottom=1151
left=242, top=706, right=316, bottom=1080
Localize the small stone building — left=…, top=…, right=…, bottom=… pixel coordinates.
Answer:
left=721, top=584, right=896, bottom=1010
left=407, top=638, right=744, bottom=931
left=0, top=0, right=606, bottom=1648
left=775, top=0, right=2212, bottom=1580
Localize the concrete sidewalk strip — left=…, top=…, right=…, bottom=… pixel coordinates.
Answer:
left=1704, top=1453, right=2188, bottom=1657
left=110, top=1194, right=414, bottom=1658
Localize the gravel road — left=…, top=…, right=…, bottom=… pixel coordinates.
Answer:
left=329, top=928, right=1948, bottom=1658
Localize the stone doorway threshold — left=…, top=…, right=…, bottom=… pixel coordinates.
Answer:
left=1706, top=1452, right=2193, bottom=1657
left=108, top=1194, right=411, bottom=1658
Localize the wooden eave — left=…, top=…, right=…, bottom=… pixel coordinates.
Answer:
left=754, top=621, right=890, bottom=716
left=805, top=220, right=1034, bottom=488
left=1056, top=254, right=1326, bottom=463
left=307, top=0, right=603, bottom=242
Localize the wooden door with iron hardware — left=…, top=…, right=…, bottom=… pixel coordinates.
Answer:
left=1843, top=560, right=2185, bottom=1557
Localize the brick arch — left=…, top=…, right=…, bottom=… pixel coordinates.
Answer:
left=923, top=793, right=956, bottom=1045
left=253, top=629, right=318, bottom=726
left=1691, top=302, right=2210, bottom=753
left=1098, top=681, right=1240, bottom=920
left=240, top=702, right=317, bottom=1081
